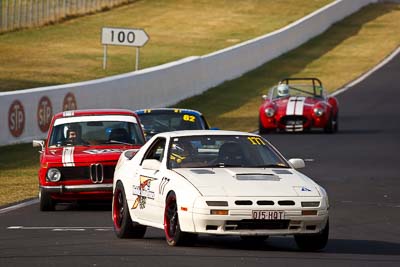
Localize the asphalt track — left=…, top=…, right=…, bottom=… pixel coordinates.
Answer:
left=1, top=51, right=400, bottom=266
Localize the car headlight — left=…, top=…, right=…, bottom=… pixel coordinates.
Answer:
left=264, top=107, right=275, bottom=117
left=46, top=168, right=61, bottom=182
left=313, top=107, right=324, bottom=117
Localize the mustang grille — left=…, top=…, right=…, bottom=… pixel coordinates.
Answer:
left=225, top=220, right=290, bottom=230
left=58, top=165, right=115, bottom=181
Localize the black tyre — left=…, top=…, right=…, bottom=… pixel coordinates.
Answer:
left=333, top=112, right=339, bottom=133
left=294, top=220, right=329, bottom=251
left=164, top=192, right=197, bottom=246
left=259, top=119, right=271, bottom=135
left=39, top=187, right=55, bottom=211
left=113, top=181, right=146, bottom=238
left=324, top=113, right=335, bottom=133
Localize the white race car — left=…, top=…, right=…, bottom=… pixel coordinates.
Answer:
left=112, top=130, right=329, bottom=250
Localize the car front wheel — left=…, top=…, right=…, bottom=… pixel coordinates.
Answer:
left=39, top=187, right=55, bottom=211
left=294, top=220, right=329, bottom=251
left=113, top=181, right=146, bottom=238
left=164, top=192, right=197, bottom=246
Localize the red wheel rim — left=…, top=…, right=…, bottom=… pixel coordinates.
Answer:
left=113, top=188, right=124, bottom=231
left=164, top=195, right=178, bottom=240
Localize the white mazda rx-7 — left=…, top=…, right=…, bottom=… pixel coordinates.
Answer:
left=112, top=130, right=329, bottom=251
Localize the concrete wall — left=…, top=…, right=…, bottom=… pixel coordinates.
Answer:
left=0, top=0, right=378, bottom=146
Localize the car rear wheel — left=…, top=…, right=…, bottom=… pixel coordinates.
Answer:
left=39, top=187, right=55, bottom=211
left=164, top=192, right=197, bottom=246
left=294, top=220, right=329, bottom=251
left=113, top=181, right=146, bottom=238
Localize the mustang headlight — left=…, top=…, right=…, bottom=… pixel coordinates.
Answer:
left=313, top=107, right=324, bottom=117
left=46, top=168, right=61, bottom=182
left=264, top=107, right=275, bottom=117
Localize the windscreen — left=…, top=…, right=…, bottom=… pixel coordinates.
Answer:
left=168, top=135, right=289, bottom=169
left=138, top=112, right=204, bottom=135
left=48, top=119, right=145, bottom=147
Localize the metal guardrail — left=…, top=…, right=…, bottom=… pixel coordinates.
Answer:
left=0, top=0, right=133, bottom=33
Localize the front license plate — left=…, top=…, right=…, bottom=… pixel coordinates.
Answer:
left=252, top=210, right=285, bottom=220
left=286, top=120, right=302, bottom=125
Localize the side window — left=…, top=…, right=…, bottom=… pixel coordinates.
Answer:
left=142, top=138, right=166, bottom=163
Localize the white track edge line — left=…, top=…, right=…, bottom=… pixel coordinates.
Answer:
left=332, top=46, right=400, bottom=96
left=0, top=199, right=39, bottom=214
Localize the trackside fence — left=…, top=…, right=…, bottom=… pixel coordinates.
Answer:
left=0, top=0, right=134, bottom=33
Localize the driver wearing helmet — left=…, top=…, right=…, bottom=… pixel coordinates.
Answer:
left=277, top=84, right=290, bottom=98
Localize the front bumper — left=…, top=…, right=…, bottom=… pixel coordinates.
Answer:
left=191, top=210, right=328, bottom=236
left=40, top=184, right=113, bottom=193
left=181, top=196, right=329, bottom=236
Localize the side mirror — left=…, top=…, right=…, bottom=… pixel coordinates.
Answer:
left=262, top=94, right=268, bottom=100
left=142, top=159, right=161, bottom=171
left=33, top=140, right=45, bottom=151
left=124, top=149, right=137, bottom=160
left=288, top=158, right=305, bottom=169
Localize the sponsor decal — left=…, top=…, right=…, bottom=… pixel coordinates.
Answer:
left=8, top=100, right=25, bottom=137
left=37, top=96, right=53, bottom=132
left=247, top=136, right=265, bottom=145
left=132, top=176, right=156, bottom=209
left=63, top=92, right=77, bottom=111
left=83, top=149, right=125, bottom=155
left=301, top=187, right=312, bottom=192
left=159, top=177, right=170, bottom=195
left=62, top=147, right=75, bottom=167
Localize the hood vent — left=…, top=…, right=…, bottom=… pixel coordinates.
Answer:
left=236, top=173, right=280, bottom=181
left=272, top=169, right=292, bottom=175
left=190, top=169, right=215, bottom=174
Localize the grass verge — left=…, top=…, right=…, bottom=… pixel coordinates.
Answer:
left=1, top=2, right=400, bottom=206
left=0, top=0, right=332, bottom=91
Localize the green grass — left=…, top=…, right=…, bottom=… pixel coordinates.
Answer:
left=0, top=0, right=332, bottom=91
left=1, top=2, right=400, bottom=207
left=0, top=143, right=40, bottom=206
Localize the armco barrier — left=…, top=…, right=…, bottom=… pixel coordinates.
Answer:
left=0, top=0, right=378, bottom=146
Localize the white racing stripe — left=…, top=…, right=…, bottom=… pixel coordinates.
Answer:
left=286, top=97, right=305, bottom=115
left=286, top=97, right=297, bottom=115
left=62, top=147, right=75, bottom=167
left=294, top=97, right=306, bottom=115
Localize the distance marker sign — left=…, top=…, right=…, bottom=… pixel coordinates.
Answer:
left=101, top=27, right=149, bottom=70
left=101, top=27, right=149, bottom=47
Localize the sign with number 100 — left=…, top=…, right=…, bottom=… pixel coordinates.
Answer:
left=101, top=27, right=149, bottom=47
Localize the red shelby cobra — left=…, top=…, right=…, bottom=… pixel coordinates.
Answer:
left=33, top=109, right=145, bottom=211
left=259, top=78, right=339, bottom=134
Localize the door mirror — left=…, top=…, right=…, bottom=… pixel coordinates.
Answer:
left=33, top=140, right=45, bottom=151
left=288, top=158, right=305, bottom=169
left=262, top=94, right=268, bottom=100
left=142, top=159, right=161, bottom=171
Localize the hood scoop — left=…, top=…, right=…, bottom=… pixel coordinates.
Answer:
left=190, top=169, right=215, bottom=174
left=236, top=173, right=281, bottom=181
left=272, top=169, right=292, bottom=175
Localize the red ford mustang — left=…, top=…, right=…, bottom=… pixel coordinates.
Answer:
left=259, top=78, right=339, bottom=134
left=33, top=109, right=145, bottom=211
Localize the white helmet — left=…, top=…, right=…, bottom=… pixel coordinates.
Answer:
left=277, top=84, right=289, bottom=97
